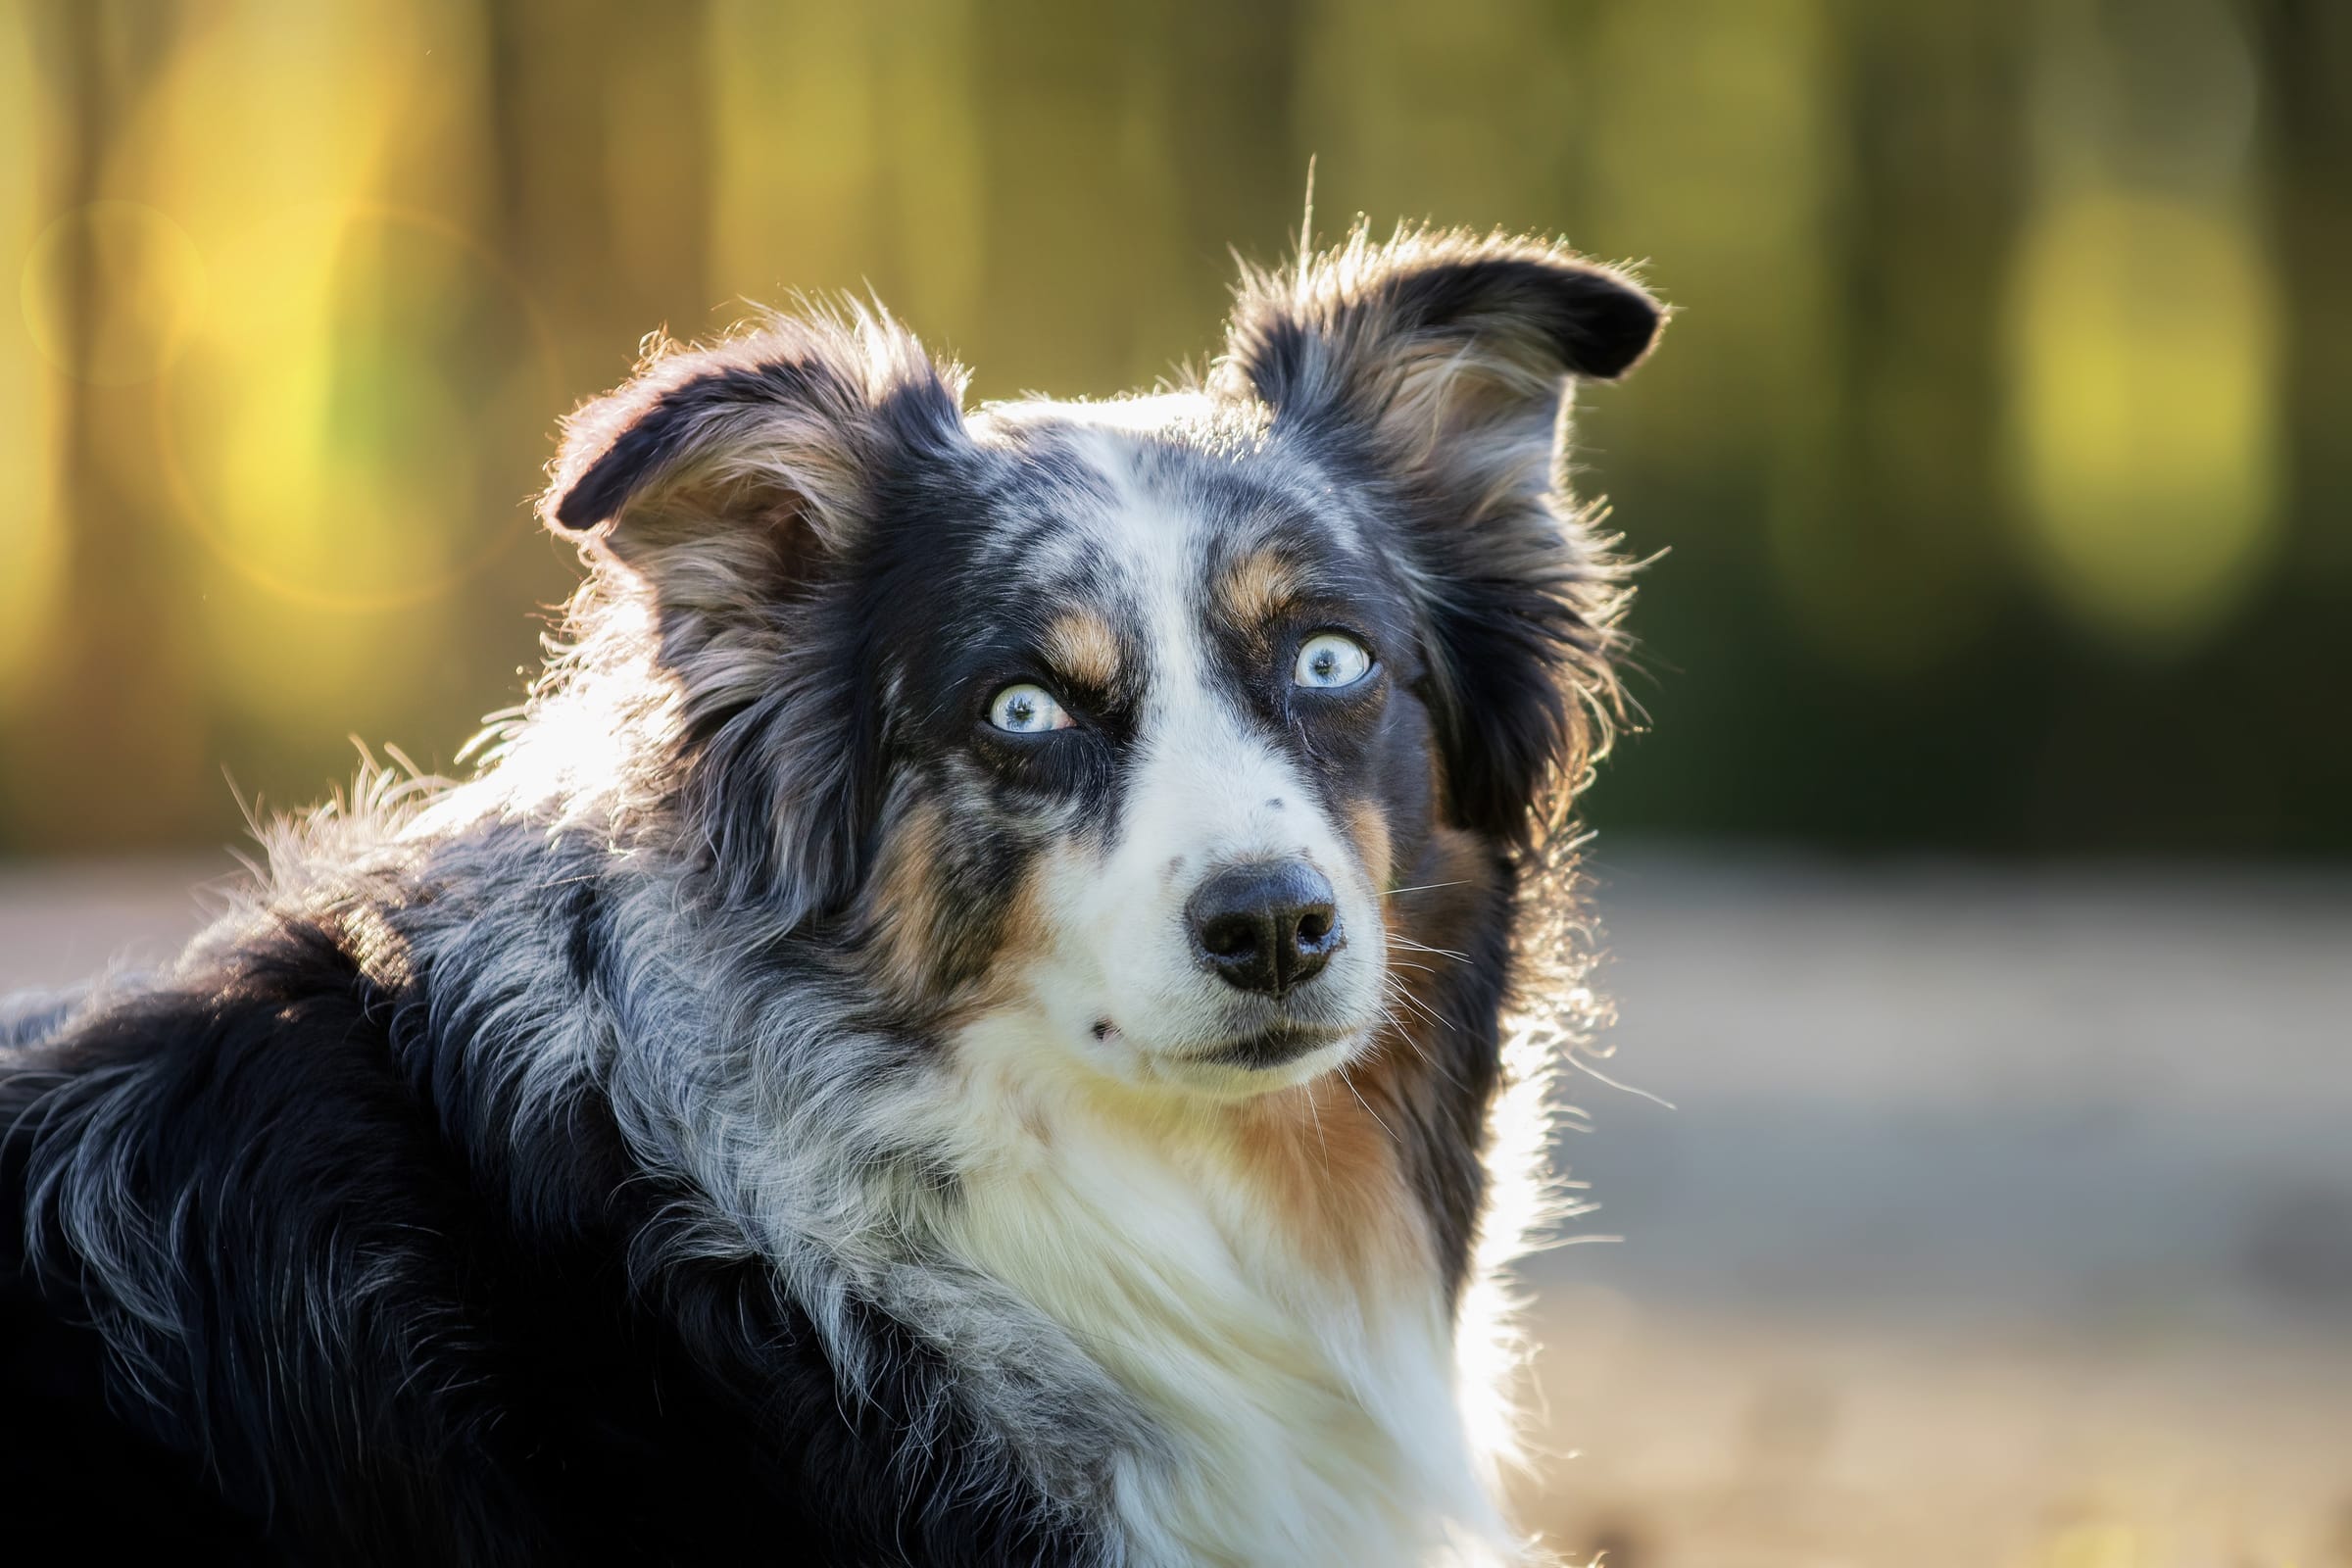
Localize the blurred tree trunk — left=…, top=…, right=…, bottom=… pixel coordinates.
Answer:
left=2219, top=0, right=2352, bottom=849
left=1788, top=0, right=2030, bottom=674
left=482, top=0, right=714, bottom=376
left=3, top=3, right=208, bottom=854
left=972, top=0, right=1298, bottom=396
left=1163, top=0, right=1305, bottom=308
left=2246, top=0, right=2352, bottom=583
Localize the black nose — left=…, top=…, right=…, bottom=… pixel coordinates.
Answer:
left=1186, top=860, right=1345, bottom=997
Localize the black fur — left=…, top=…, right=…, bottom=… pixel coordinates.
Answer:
left=1, top=904, right=1083, bottom=1564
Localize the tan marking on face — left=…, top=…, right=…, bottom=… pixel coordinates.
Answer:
left=861, top=794, right=952, bottom=1005
left=1376, top=822, right=1496, bottom=1015
left=968, top=853, right=1055, bottom=1016
left=862, top=793, right=1058, bottom=1023
left=1040, top=611, right=1121, bottom=693
left=1215, top=548, right=1303, bottom=629
left=1344, top=799, right=1395, bottom=895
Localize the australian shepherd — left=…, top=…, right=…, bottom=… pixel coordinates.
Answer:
left=0, top=226, right=1662, bottom=1565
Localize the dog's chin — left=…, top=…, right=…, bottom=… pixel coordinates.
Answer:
left=1117, top=1024, right=1364, bottom=1099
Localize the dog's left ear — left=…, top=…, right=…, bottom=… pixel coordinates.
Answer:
left=541, top=310, right=967, bottom=601
left=1214, top=227, right=1665, bottom=841
left=536, top=311, right=970, bottom=926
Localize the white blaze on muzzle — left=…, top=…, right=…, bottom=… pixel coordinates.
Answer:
left=1014, top=432, right=1387, bottom=1084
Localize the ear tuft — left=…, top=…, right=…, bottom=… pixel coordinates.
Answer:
left=1215, top=224, right=1664, bottom=417
left=537, top=305, right=966, bottom=553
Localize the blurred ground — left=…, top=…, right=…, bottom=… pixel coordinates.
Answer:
left=1523, top=849, right=2352, bottom=1567
left=4, top=849, right=2348, bottom=1566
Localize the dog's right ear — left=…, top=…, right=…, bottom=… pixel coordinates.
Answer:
left=540, top=310, right=968, bottom=600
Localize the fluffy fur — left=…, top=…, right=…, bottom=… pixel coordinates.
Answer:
left=0, top=224, right=1661, bottom=1565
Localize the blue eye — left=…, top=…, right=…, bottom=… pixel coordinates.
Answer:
left=988, top=683, right=1074, bottom=734
left=1292, top=632, right=1373, bottom=690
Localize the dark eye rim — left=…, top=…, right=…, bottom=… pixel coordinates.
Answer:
left=976, top=677, right=1085, bottom=743
left=1289, top=626, right=1382, bottom=693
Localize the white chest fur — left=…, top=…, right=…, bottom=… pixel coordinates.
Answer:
left=940, top=1092, right=1516, bottom=1568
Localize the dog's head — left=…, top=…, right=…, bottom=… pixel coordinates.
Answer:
left=541, top=229, right=1660, bottom=1099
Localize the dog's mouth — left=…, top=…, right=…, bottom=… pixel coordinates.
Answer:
left=1195, top=1034, right=1345, bottom=1071
left=1096, top=1020, right=1373, bottom=1091
left=1187, top=1025, right=1352, bottom=1071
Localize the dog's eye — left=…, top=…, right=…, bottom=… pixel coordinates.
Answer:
left=987, top=683, right=1074, bottom=734
left=1292, top=632, right=1373, bottom=691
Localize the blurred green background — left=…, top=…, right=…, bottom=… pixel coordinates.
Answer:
left=1, top=0, right=2345, bottom=857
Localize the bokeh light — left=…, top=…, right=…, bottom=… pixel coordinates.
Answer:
left=2006, top=191, right=2279, bottom=653
left=20, top=201, right=207, bottom=386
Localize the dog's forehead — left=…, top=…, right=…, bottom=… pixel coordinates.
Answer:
left=961, top=396, right=1364, bottom=605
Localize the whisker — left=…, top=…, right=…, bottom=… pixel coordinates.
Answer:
left=1336, top=1066, right=1401, bottom=1146
left=1378, top=879, right=1471, bottom=899
left=1375, top=1001, right=1427, bottom=1046
left=1381, top=972, right=1446, bottom=1025
left=1564, top=1050, right=1677, bottom=1110
left=1299, top=1081, right=1332, bottom=1173
left=1394, top=986, right=1454, bottom=1034
left=1377, top=989, right=1468, bottom=1092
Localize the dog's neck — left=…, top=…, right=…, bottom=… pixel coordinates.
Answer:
left=918, top=1014, right=1516, bottom=1566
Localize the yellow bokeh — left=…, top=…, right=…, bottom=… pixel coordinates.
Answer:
left=20, top=201, right=209, bottom=387
left=0, top=15, right=62, bottom=702
left=2032, top=1520, right=2147, bottom=1568
left=93, top=0, right=539, bottom=723
left=2005, top=191, right=2280, bottom=654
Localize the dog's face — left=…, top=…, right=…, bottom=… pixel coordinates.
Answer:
left=858, top=399, right=1427, bottom=1095
left=541, top=229, right=1660, bottom=1101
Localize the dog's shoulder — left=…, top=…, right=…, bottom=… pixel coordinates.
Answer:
left=0, top=908, right=560, bottom=1556
left=0, top=895, right=1084, bottom=1565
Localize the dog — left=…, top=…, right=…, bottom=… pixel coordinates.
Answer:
left=0, top=225, right=1661, bottom=1565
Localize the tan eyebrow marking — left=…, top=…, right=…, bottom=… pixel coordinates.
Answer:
left=1040, top=611, right=1121, bottom=691
left=1217, top=548, right=1304, bottom=627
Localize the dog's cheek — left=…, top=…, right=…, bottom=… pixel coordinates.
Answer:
left=858, top=792, right=957, bottom=1009
left=1343, top=799, right=1395, bottom=900
left=858, top=789, right=1057, bottom=1019
left=968, top=850, right=1062, bottom=1018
